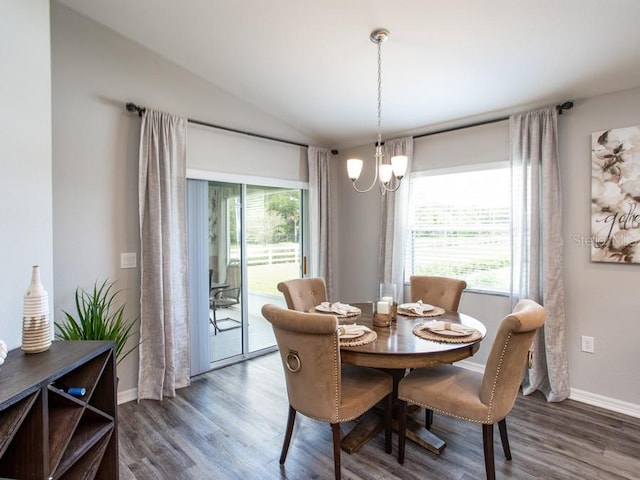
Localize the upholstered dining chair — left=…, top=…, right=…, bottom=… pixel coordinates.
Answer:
left=396, top=299, right=545, bottom=480
left=409, top=275, right=468, bottom=429
left=261, top=304, right=393, bottom=480
left=410, top=275, right=467, bottom=312
left=277, top=277, right=327, bottom=312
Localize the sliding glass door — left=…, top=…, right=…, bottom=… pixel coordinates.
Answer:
left=188, top=178, right=305, bottom=374
left=245, top=185, right=302, bottom=353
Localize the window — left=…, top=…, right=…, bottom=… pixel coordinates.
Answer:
left=405, top=163, right=511, bottom=293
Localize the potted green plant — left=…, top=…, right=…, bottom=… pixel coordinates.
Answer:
left=55, top=279, right=137, bottom=365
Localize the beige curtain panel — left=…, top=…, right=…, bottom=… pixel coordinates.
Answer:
left=137, top=109, right=190, bottom=400
left=510, top=107, right=570, bottom=402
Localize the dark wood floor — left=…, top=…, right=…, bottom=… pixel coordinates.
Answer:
left=118, top=353, right=640, bottom=479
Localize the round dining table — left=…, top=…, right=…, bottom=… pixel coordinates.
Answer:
left=337, top=302, right=487, bottom=454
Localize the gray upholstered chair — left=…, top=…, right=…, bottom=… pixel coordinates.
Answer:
left=261, top=304, right=393, bottom=480
left=396, top=299, right=545, bottom=480
left=409, top=275, right=467, bottom=312
left=277, top=277, right=327, bottom=312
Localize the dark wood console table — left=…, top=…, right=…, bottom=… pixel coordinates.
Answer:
left=0, top=340, right=118, bottom=479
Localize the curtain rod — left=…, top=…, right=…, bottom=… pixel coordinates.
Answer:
left=125, top=102, right=340, bottom=154
left=412, top=101, right=574, bottom=139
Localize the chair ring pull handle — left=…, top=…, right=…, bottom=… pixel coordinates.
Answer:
left=285, top=351, right=301, bottom=373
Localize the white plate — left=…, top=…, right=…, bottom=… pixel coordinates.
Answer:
left=399, top=302, right=434, bottom=312
left=340, top=330, right=365, bottom=340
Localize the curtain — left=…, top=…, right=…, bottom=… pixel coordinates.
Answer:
left=308, top=147, right=334, bottom=299
left=379, top=136, right=413, bottom=303
left=510, top=107, right=569, bottom=402
left=137, top=109, right=190, bottom=400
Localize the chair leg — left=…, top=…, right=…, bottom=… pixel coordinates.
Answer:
left=425, top=408, right=433, bottom=430
left=482, top=423, right=496, bottom=480
left=210, top=306, right=219, bottom=335
left=280, top=406, right=296, bottom=464
left=498, top=418, right=512, bottom=460
left=397, top=400, right=408, bottom=464
left=331, top=423, right=341, bottom=480
left=383, top=393, right=392, bottom=454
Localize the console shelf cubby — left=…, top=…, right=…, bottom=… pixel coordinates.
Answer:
left=0, top=341, right=118, bottom=480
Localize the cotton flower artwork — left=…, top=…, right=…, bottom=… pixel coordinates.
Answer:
left=591, top=125, right=640, bottom=263
left=0, top=339, right=7, bottom=370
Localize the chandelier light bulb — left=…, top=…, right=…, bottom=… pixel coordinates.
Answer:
left=379, top=164, right=393, bottom=184
left=391, top=155, right=408, bottom=179
left=347, top=159, right=364, bottom=181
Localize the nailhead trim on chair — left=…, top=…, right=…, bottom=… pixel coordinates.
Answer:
left=485, top=331, right=512, bottom=423
left=398, top=332, right=514, bottom=425
left=300, top=334, right=376, bottom=424
left=333, top=335, right=340, bottom=422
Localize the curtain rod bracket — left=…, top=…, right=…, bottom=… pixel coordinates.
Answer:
left=126, top=102, right=145, bottom=117
left=556, top=101, right=574, bottom=115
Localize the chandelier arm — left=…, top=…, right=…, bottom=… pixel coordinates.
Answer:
left=350, top=161, right=380, bottom=192
left=380, top=177, right=404, bottom=193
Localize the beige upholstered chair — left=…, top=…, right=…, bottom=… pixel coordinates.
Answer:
left=277, top=277, right=327, bottom=312
left=410, top=275, right=468, bottom=429
left=410, top=275, right=467, bottom=311
left=397, top=299, right=545, bottom=480
left=261, top=304, right=393, bottom=480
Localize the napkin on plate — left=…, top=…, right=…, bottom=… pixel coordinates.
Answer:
left=400, top=300, right=433, bottom=315
left=318, top=302, right=361, bottom=316
left=424, top=320, right=474, bottom=335
left=338, top=324, right=371, bottom=336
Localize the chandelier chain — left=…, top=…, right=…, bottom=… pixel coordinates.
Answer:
left=376, top=38, right=383, bottom=145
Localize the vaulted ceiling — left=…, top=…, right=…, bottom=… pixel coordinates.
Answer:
left=56, top=0, right=640, bottom=148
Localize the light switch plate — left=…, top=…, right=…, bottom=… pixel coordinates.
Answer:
left=120, top=252, right=137, bottom=269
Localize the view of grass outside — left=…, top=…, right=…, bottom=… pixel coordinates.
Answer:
left=247, top=262, right=300, bottom=295
left=411, top=234, right=510, bottom=292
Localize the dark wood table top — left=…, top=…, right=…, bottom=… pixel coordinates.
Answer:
left=339, top=302, right=486, bottom=369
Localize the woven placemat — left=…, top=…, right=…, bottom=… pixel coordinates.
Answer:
left=398, top=306, right=445, bottom=317
left=339, top=330, right=377, bottom=347
left=412, top=322, right=483, bottom=343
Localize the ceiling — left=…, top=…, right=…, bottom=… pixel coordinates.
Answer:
left=56, top=0, right=640, bottom=149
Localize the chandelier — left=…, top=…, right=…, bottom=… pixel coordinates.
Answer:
left=347, top=28, right=408, bottom=194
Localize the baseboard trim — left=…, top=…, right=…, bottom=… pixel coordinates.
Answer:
left=118, top=387, right=138, bottom=405
left=456, top=360, right=640, bottom=419
left=569, top=388, right=640, bottom=419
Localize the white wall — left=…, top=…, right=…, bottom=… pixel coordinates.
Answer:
left=335, top=88, right=640, bottom=415
left=50, top=3, right=317, bottom=395
left=0, top=0, right=53, bottom=350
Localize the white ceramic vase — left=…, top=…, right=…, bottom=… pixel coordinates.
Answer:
left=22, top=265, right=52, bottom=353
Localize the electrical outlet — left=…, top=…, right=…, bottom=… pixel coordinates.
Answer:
left=581, top=335, right=594, bottom=353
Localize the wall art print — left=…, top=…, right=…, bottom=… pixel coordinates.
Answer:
left=591, top=125, right=640, bottom=263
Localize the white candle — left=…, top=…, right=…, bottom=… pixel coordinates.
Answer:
left=377, top=301, right=390, bottom=314
left=381, top=296, right=393, bottom=304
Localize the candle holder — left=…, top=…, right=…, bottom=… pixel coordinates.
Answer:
left=379, top=282, right=397, bottom=321
left=373, top=300, right=391, bottom=327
